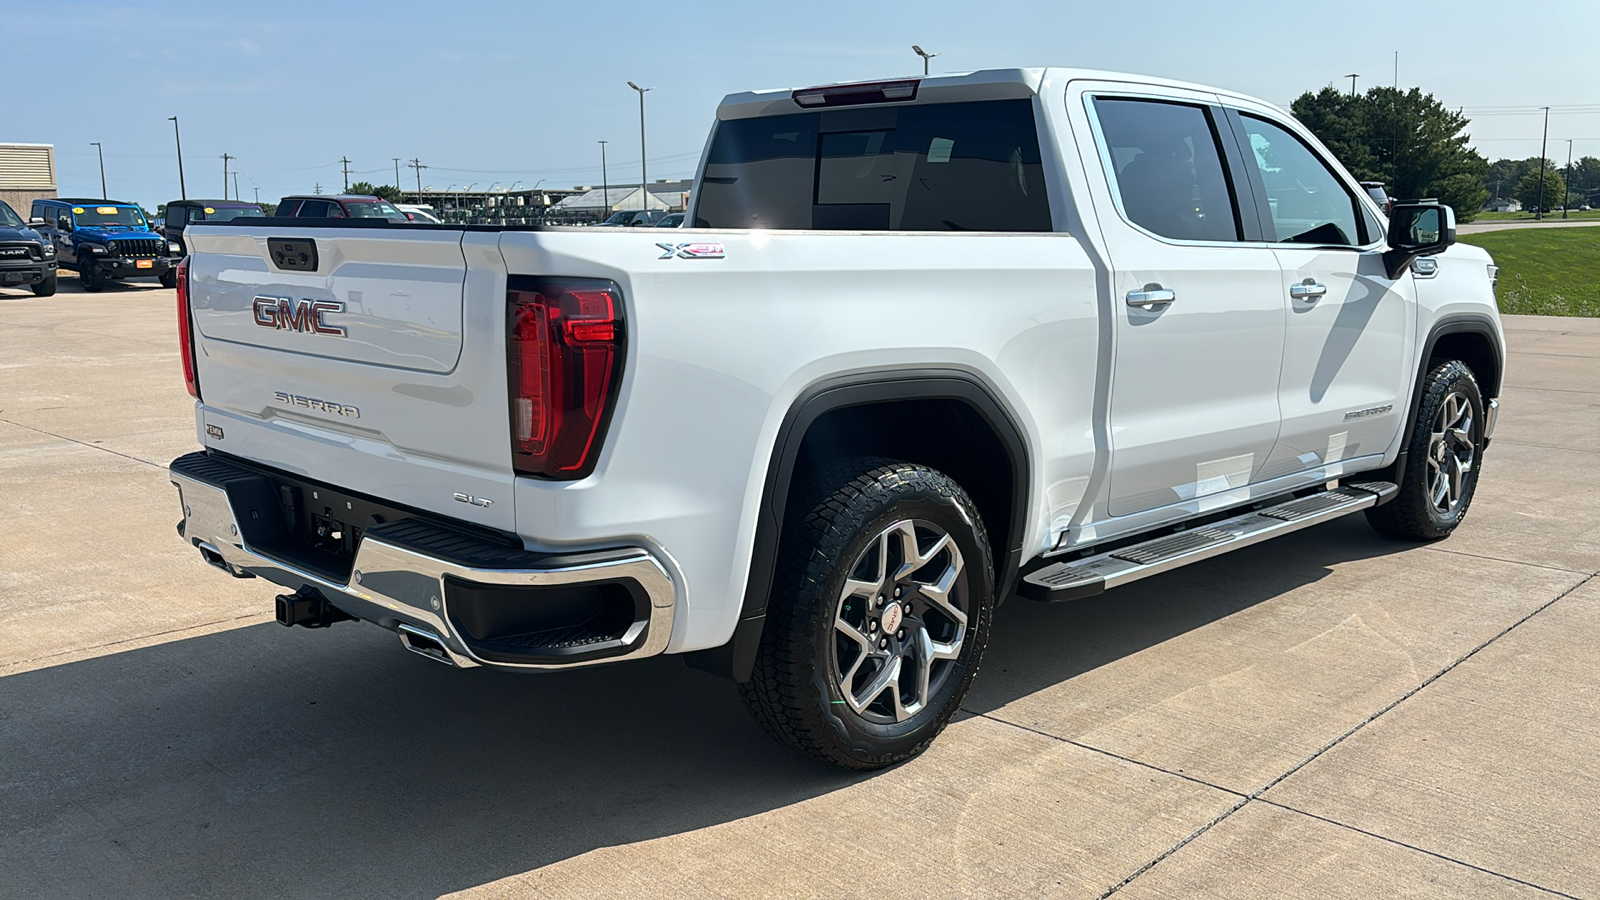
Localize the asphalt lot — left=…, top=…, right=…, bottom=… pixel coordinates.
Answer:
left=3, top=275, right=1599, bottom=899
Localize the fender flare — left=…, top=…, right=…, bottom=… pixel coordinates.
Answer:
left=688, top=368, right=1032, bottom=682
left=1392, top=313, right=1505, bottom=471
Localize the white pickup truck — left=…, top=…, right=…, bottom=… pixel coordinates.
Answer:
left=169, top=68, right=1503, bottom=769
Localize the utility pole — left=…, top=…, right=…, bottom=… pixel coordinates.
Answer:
left=1537, top=107, right=1550, bottom=220
left=340, top=157, right=351, bottom=192
left=233, top=171, right=240, bottom=204
left=90, top=142, right=107, bottom=198
left=222, top=153, right=234, bottom=200
left=598, top=140, right=609, bottom=218
left=1345, top=73, right=1359, bottom=97
left=314, top=183, right=322, bottom=195
left=628, top=82, right=650, bottom=214
left=168, top=116, right=186, bottom=200
left=1563, top=139, right=1574, bottom=219
left=393, top=158, right=402, bottom=193
left=408, top=158, right=427, bottom=194
left=913, top=45, right=938, bottom=75
left=253, top=187, right=259, bottom=204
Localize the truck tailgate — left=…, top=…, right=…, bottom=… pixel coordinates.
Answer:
left=184, top=226, right=515, bottom=532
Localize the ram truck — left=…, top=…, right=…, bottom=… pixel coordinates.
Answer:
left=168, top=68, right=1504, bottom=770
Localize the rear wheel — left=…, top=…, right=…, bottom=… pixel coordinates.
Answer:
left=1366, top=360, right=1486, bottom=540
left=739, top=459, right=994, bottom=770
left=30, top=272, right=56, bottom=297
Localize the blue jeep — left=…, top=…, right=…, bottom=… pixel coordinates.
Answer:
left=30, top=198, right=181, bottom=291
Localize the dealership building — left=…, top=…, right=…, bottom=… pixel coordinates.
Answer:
left=0, top=143, right=57, bottom=215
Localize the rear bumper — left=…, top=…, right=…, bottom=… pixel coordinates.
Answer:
left=169, top=452, right=676, bottom=670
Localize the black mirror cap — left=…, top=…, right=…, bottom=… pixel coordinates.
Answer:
left=1383, top=202, right=1457, bottom=279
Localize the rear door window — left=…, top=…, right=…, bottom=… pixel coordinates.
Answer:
left=1091, top=97, right=1242, bottom=243
left=276, top=200, right=303, bottom=217
left=696, top=99, right=1051, bottom=232
left=297, top=200, right=331, bottom=217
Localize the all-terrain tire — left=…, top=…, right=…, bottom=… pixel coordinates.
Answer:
left=30, top=273, right=57, bottom=297
left=1366, top=360, right=1486, bottom=541
left=739, top=458, right=995, bottom=770
left=78, top=261, right=102, bottom=292
left=159, top=268, right=178, bottom=289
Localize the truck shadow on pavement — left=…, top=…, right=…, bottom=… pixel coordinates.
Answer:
left=0, top=516, right=1407, bottom=897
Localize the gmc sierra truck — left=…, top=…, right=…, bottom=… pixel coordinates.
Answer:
left=168, top=68, right=1503, bottom=770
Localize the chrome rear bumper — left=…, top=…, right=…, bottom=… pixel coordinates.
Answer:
left=170, top=453, right=675, bottom=670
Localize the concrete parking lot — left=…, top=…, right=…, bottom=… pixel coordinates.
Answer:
left=3, top=276, right=1598, bottom=899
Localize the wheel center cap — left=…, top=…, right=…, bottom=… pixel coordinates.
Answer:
left=881, top=602, right=904, bottom=634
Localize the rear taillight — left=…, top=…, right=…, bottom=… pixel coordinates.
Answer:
left=507, top=277, right=624, bottom=479
left=175, top=257, right=199, bottom=399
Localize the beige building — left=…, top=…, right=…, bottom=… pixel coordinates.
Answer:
left=0, top=143, right=57, bottom=215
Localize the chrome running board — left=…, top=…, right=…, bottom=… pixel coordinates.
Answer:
left=1018, top=482, right=1398, bottom=602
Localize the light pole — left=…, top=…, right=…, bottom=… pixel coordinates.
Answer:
left=627, top=82, right=650, bottom=214
left=90, top=142, right=107, bottom=198
left=168, top=116, right=186, bottom=200
left=1563, top=139, right=1574, bottom=219
left=598, top=140, right=610, bottom=219
left=1536, top=106, right=1550, bottom=220
left=1345, top=73, right=1359, bottom=97
left=233, top=171, right=240, bottom=204
left=393, top=158, right=403, bottom=193
left=913, top=45, right=938, bottom=75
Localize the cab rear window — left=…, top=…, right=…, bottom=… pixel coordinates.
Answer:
left=695, top=99, right=1051, bottom=232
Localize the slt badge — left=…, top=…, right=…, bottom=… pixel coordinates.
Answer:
left=656, top=242, right=725, bottom=260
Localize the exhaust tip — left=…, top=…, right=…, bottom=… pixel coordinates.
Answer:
left=398, top=625, right=458, bottom=667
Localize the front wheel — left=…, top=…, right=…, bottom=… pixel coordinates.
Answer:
left=78, top=261, right=102, bottom=292
left=159, top=268, right=178, bottom=289
left=31, top=272, right=57, bottom=297
left=739, top=459, right=994, bottom=770
left=1366, top=360, right=1486, bottom=540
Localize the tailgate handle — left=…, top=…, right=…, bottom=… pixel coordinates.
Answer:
left=268, top=238, right=319, bottom=272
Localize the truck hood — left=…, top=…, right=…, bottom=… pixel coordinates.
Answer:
left=0, top=225, right=46, bottom=243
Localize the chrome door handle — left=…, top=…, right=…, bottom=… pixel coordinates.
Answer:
left=1290, top=280, right=1327, bottom=300
left=1126, top=287, right=1176, bottom=309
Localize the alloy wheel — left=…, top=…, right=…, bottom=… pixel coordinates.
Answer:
left=831, top=519, right=968, bottom=724
left=1426, top=390, right=1476, bottom=515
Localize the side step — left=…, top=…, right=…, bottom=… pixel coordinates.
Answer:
left=1018, top=482, right=1397, bottom=603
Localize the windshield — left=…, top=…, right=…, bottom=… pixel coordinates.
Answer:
left=344, top=200, right=408, bottom=222
left=0, top=201, right=22, bottom=228
left=73, top=205, right=149, bottom=230
left=602, top=211, right=634, bottom=225
left=205, top=206, right=265, bottom=222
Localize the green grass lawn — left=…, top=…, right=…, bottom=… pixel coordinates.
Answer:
left=1473, top=208, right=1600, bottom=222
left=1458, top=228, right=1600, bottom=316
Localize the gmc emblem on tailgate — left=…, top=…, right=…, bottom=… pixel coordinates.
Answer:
left=252, top=296, right=346, bottom=336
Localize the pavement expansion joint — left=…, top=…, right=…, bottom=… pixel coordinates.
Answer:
left=0, top=416, right=166, bottom=469
left=1255, top=799, right=1582, bottom=899
left=1078, top=571, right=1595, bottom=897
left=1419, top=544, right=1593, bottom=575
left=0, top=612, right=273, bottom=674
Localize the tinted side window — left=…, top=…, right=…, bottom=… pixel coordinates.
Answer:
left=298, top=200, right=330, bottom=217
left=1239, top=115, right=1363, bottom=246
left=1093, top=98, right=1241, bottom=242
left=696, top=99, right=1051, bottom=232
left=276, top=199, right=302, bottom=217
left=166, top=207, right=186, bottom=229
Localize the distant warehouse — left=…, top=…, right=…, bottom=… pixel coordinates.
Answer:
left=0, top=143, right=57, bottom=214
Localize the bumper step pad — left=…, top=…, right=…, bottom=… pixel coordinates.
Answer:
left=1019, top=482, right=1397, bottom=602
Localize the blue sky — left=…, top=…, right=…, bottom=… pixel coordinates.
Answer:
left=11, top=0, right=1600, bottom=212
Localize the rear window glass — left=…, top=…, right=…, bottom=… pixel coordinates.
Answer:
left=696, top=99, right=1051, bottom=232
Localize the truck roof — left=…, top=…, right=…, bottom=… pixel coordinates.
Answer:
left=715, top=67, right=1281, bottom=121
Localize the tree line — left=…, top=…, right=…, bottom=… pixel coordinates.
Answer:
left=1291, top=86, right=1596, bottom=221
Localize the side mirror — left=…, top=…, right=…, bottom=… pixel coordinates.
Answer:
left=57, top=216, right=73, bottom=231
left=1383, top=202, right=1456, bottom=279
left=28, top=217, right=44, bottom=226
